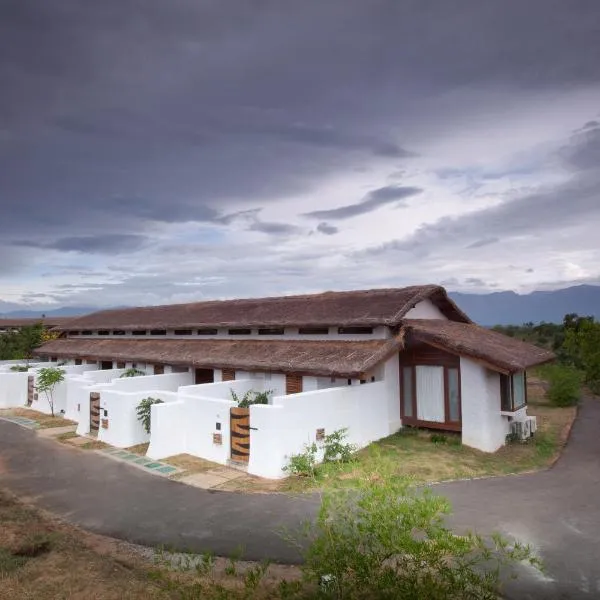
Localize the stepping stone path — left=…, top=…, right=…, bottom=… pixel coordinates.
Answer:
left=0, top=416, right=40, bottom=429
left=98, top=447, right=180, bottom=477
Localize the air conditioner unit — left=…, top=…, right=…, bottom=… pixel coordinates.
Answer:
left=526, top=415, right=537, bottom=435
left=510, top=418, right=533, bottom=441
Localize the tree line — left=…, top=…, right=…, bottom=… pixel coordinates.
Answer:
left=0, top=324, right=60, bottom=361
left=493, top=313, right=600, bottom=394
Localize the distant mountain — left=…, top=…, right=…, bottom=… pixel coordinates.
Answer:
left=0, top=306, right=97, bottom=318
left=449, top=285, right=600, bottom=326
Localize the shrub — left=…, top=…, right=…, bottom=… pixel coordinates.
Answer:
left=322, top=428, right=357, bottom=463
left=540, top=364, right=582, bottom=406
left=230, top=388, right=273, bottom=407
left=430, top=433, right=447, bottom=444
left=120, top=368, right=146, bottom=378
left=10, top=365, right=28, bottom=372
left=283, top=442, right=318, bottom=477
left=292, top=470, right=539, bottom=599
left=136, top=397, right=164, bottom=434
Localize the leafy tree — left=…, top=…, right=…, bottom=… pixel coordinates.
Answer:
left=563, top=319, right=600, bottom=393
left=35, top=367, right=65, bottom=417
left=0, top=324, right=44, bottom=361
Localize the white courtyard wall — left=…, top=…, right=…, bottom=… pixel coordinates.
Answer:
left=0, top=372, right=30, bottom=408
left=98, top=390, right=179, bottom=448
left=249, top=381, right=391, bottom=478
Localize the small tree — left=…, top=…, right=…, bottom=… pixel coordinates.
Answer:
left=136, top=397, right=164, bottom=434
left=35, top=367, right=65, bottom=417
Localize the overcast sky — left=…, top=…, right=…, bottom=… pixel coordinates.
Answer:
left=1, top=1, right=599, bottom=310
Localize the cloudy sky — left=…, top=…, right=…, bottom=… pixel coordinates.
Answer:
left=1, top=1, right=599, bottom=311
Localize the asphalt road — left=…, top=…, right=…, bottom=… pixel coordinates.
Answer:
left=1, top=397, right=599, bottom=599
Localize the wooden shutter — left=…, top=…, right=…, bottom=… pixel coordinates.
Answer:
left=153, top=364, right=165, bottom=375
left=286, top=374, right=303, bottom=395
left=222, top=368, right=235, bottom=381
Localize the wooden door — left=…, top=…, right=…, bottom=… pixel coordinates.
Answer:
left=230, top=407, right=250, bottom=463
left=90, top=392, right=101, bottom=431
left=222, top=368, right=235, bottom=381
left=101, top=361, right=113, bottom=370
left=195, top=368, right=214, bottom=385
left=286, top=373, right=303, bottom=395
left=153, top=364, right=165, bottom=375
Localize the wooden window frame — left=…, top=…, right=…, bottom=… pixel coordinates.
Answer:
left=198, top=328, right=218, bottom=335
left=337, top=326, right=374, bottom=335
left=222, top=368, right=236, bottom=381
left=286, top=373, right=303, bottom=395
left=500, top=372, right=528, bottom=413
left=298, top=327, right=329, bottom=335
left=132, top=330, right=147, bottom=336
left=174, top=329, right=193, bottom=336
left=149, top=329, right=167, bottom=336
left=228, top=328, right=252, bottom=335
left=399, top=347, right=462, bottom=431
left=258, top=328, right=285, bottom=335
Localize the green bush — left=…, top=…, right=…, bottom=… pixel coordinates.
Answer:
left=283, top=442, right=318, bottom=477
left=322, top=428, right=357, bottom=464
left=430, top=433, right=447, bottom=444
left=539, top=364, right=582, bottom=406
left=292, top=471, right=539, bottom=599
left=230, top=388, right=273, bottom=407
left=120, top=368, right=146, bottom=378
left=136, top=397, right=164, bottom=433
left=9, top=365, right=28, bottom=372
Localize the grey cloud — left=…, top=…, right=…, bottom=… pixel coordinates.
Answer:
left=465, top=277, right=487, bottom=286
left=560, top=122, right=600, bottom=171
left=316, top=222, right=339, bottom=235
left=17, top=234, right=148, bottom=254
left=466, top=237, right=499, bottom=249
left=247, top=221, right=299, bottom=235
left=303, top=185, right=422, bottom=220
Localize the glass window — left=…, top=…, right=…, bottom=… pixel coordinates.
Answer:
left=512, top=372, right=526, bottom=410
left=447, top=368, right=460, bottom=422
left=402, top=367, right=413, bottom=418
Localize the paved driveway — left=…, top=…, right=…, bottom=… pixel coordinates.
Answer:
left=1, top=397, right=599, bottom=599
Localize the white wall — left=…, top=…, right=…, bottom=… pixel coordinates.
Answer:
left=98, top=390, right=179, bottom=448
left=460, top=357, right=511, bottom=452
left=404, top=299, right=448, bottom=320
left=147, top=400, right=188, bottom=459
left=30, top=364, right=98, bottom=416
left=249, top=381, right=392, bottom=478
left=65, top=369, right=126, bottom=422
left=0, top=372, right=30, bottom=408
left=74, top=371, right=192, bottom=436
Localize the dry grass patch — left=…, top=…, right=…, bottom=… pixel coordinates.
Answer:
left=0, top=488, right=300, bottom=600
left=126, top=442, right=150, bottom=455
left=81, top=440, right=110, bottom=451
left=1, top=407, right=76, bottom=429
left=164, top=454, right=220, bottom=479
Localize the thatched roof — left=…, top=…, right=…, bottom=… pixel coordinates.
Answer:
left=0, top=317, right=74, bottom=329
left=35, top=338, right=402, bottom=378
left=58, top=285, right=470, bottom=331
left=403, top=319, right=555, bottom=373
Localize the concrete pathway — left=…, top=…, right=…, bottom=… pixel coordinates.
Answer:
left=1, top=398, right=599, bottom=599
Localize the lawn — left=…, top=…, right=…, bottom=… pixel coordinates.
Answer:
left=0, top=407, right=76, bottom=429
left=0, top=488, right=299, bottom=599
left=238, top=384, right=577, bottom=494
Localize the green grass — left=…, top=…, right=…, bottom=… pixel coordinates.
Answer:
left=275, top=404, right=576, bottom=493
